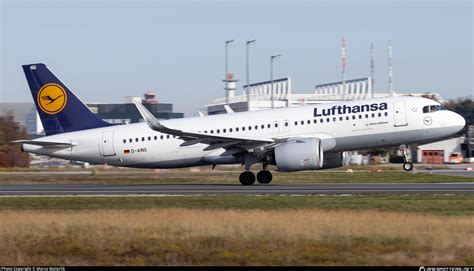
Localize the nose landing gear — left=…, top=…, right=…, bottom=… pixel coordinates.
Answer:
left=400, top=145, right=414, bottom=171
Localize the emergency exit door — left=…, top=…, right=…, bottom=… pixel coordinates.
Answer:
left=102, top=131, right=116, bottom=156
left=393, top=101, right=408, bottom=127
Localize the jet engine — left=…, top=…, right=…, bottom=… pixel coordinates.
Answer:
left=274, top=138, right=323, bottom=172
left=320, top=152, right=344, bottom=169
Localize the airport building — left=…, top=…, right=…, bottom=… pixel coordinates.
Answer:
left=1, top=91, right=183, bottom=136
left=88, top=91, right=183, bottom=125
left=206, top=77, right=443, bottom=115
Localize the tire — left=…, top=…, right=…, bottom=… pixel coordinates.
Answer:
left=257, top=170, right=273, bottom=184
left=239, top=171, right=256, bottom=185
left=403, top=162, right=414, bottom=171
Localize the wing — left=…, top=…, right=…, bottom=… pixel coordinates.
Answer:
left=133, top=101, right=275, bottom=156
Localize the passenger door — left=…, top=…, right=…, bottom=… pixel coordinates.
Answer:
left=393, top=101, right=408, bottom=127
left=102, top=131, right=116, bottom=156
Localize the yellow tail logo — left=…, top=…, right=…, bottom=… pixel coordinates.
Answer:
left=37, top=83, right=67, bottom=114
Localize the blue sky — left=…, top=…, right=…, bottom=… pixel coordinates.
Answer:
left=1, top=0, right=472, bottom=116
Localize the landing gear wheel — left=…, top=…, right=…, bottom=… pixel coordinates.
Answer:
left=239, top=171, right=256, bottom=185
left=257, top=170, right=273, bottom=184
left=403, top=162, right=414, bottom=171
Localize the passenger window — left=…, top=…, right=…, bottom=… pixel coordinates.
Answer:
left=261, top=125, right=264, bottom=129
left=255, top=125, right=258, bottom=130
left=248, top=126, right=252, bottom=130
left=307, top=120, right=310, bottom=124
left=204, top=130, right=207, bottom=133
left=223, top=129, right=226, bottom=133
left=275, top=123, right=278, bottom=128
left=333, top=117, right=336, bottom=122
left=123, top=139, right=126, bottom=144
left=378, top=113, right=382, bottom=117
left=326, top=118, right=330, bottom=122
left=142, top=137, right=145, bottom=141
left=230, top=128, right=233, bottom=132
left=135, top=138, right=138, bottom=142
left=352, top=115, right=356, bottom=120
left=148, top=136, right=151, bottom=141
left=210, top=130, right=214, bottom=134
left=358, top=115, right=362, bottom=119
left=285, top=122, right=289, bottom=127
left=346, top=116, right=349, bottom=121
left=166, top=135, right=170, bottom=139
left=339, top=117, right=343, bottom=121
left=384, top=112, right=388, bottom=116
left=267, top=124, right=271, bottom=128
left=217, top=129, right=220, bottom=134
left=242, top=127, right=246, bottom=131
left=129, top=139, right=132, bottom=143
left=154, top=136, right=157, bottom=140
left=423, top=106, right=429, bottom=113
left=236, top=127, right=239, bottom=132
left=371, top=113, right=375, bottom=118
left=300, top=120, right=304, bottom=125
left=294, top=121, right=298, bottom=126
left=320, top=119, right=324, bottom=123
left=160, top=135, right=164, bottom=139
left=365, top=114, right=368, bottom=118
left=313, top=119, right=317, bottom=124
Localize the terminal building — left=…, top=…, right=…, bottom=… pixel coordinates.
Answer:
left=1, top=91, right=183, bottom=136
left=206, top=77, right=443, bottom=115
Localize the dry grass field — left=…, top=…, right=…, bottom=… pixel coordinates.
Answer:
left=0, top=168, right=472, bottom=184
left=0, top=208, right=473, bottom=265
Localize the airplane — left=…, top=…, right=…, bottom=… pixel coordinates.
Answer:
left=15, top=63, right=466, bottom=185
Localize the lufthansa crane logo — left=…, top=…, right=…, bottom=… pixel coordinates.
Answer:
left=37, top=83, right=67, bottom=114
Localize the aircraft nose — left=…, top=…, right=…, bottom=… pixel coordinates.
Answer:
left=453, top=112, right=466, bottom=132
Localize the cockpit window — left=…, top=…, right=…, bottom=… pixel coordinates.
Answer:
left=423, top=105, right=446, bottom=113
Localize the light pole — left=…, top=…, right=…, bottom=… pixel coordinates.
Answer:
left=246, top=40, right=256, bottom=105
left=270, top=54, right=281, bottom=109
left=225, top=40, right=234, bottom=104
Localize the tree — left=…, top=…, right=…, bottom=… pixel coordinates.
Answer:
left=0, top=112, right=30, bottom=167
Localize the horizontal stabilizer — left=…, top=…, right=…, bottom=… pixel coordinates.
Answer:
left=12, top=140, right=77, bottom=147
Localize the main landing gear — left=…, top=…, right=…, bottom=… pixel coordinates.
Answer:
left=239, top=170, right=273, bottom=185
left=239, top=163, right=273, bottom=185
left=400, top=144, right=414, bottom=171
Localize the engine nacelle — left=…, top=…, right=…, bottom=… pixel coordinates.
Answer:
left=274, top=138, right=323, bottom=172
left=321, top=152, right=344, bottom=169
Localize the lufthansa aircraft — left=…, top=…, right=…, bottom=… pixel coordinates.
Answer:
left=16, top=64, right=466, bottom=185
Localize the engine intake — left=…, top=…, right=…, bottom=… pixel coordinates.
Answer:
left=274, top=138, right=323, bottom=172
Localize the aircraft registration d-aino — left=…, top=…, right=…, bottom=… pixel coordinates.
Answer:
left=16, top=64, right=465, bottom=185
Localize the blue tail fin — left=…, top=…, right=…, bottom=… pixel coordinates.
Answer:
left=22, top=63, right=112, bottom=135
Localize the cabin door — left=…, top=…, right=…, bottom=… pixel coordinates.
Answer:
left=102, top=131, right=116, bottom=156
left=393, top=101, right=408, bottom=127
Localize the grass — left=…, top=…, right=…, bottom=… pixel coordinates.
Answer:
left=0, top=169, right=472, bottom=184
left=1, top=195, right=473, bottom=216
left=0, top=208, right=472, bottom=265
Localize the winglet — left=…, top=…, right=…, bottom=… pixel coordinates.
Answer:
left=133, top=101, right=165, bottom=130
left=224, top=105, right=235, bottom=114
left=133, top=101, right=182, bottom=135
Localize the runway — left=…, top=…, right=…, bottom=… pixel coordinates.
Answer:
left=1, top=183, right=473, bottom=196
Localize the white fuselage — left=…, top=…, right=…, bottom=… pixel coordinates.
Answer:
left=23, top=96, right=465, bottom=168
